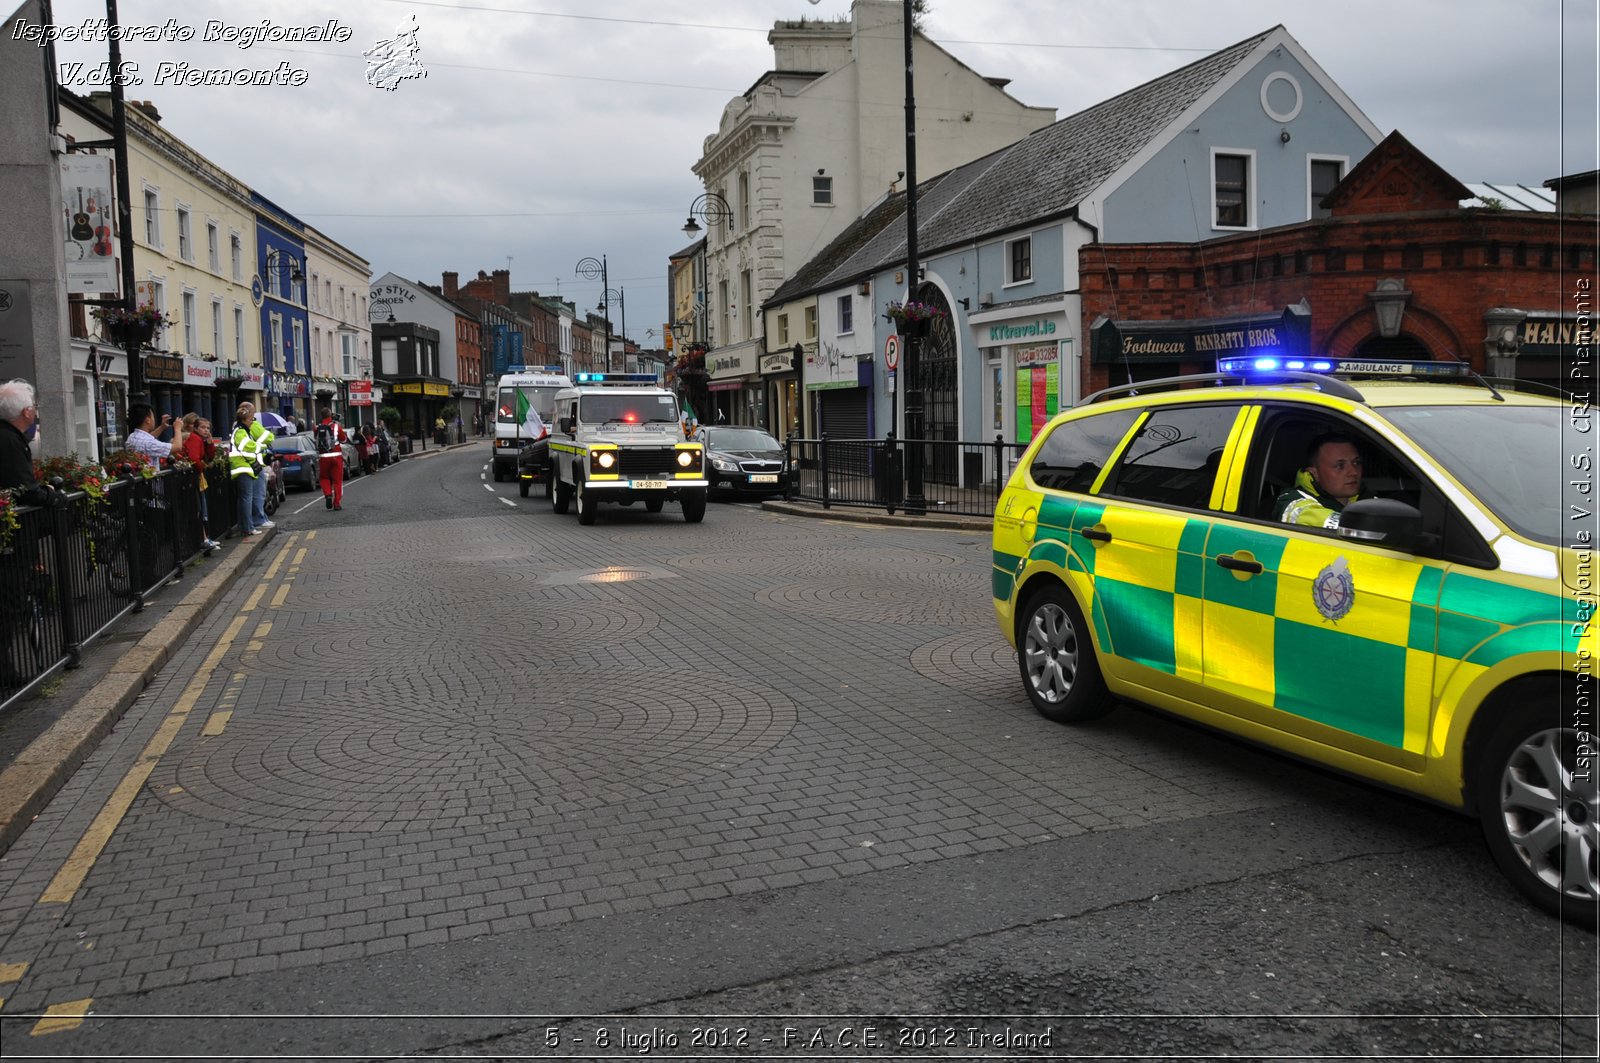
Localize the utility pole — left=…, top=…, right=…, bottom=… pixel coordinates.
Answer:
left=901, top=0, right=925, bottom=514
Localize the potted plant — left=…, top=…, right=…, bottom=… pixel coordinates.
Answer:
left=882, top=299, right=947, bottom=337
left=91, top=301, right=175, bottom=347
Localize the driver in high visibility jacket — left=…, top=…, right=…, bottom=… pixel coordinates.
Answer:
left=1274, top=432, right=1365, bottom=530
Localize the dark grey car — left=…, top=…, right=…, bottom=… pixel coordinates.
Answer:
left=698, top=426, right=796, bottom=499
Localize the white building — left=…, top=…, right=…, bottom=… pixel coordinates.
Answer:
left=304, top=228, right=372, bottom=423
left=690, top=0, right=1055, bottom=427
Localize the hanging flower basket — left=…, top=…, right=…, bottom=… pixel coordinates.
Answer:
left=92, top=302, right=174, bottom=348
left=883, top=300, right=946, bottom=338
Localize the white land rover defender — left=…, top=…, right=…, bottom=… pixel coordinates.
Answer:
left=547, top=373, right=709, bottom=524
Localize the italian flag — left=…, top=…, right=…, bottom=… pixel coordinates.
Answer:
left=515, top=389, right=547, bottom=439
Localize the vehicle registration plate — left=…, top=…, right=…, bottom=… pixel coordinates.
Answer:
left=632, top=479, right=668, bottom=490
left=749, top=474, right=779, bottom=484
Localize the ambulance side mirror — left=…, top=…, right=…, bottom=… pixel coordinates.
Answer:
left=1338, top=497, right=1422, bottom=553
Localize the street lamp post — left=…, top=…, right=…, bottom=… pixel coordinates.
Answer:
left=575, top=256, right=609, bottom=372
left=597, top=286, right=625, bottom=371
left=900, top=0, right=925, bottom=514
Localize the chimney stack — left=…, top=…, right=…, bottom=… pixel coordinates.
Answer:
left=442, top=271, right=459, bottom=298
left=492, top=269, right=510, bottom=303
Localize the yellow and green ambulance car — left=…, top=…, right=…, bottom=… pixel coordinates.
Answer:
left=992, top=359, right=1596, bottom=925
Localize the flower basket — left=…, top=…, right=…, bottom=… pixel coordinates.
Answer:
left=92, top=302, right=174, bottom=348
left=883, top=300, right=946, bottom=338
left=105, top=318, right=156, bottom=346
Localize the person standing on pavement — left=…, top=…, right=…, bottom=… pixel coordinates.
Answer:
left=0, top=379, right=44, bottom=497
left=180, top=413, right=221, bottom=550
left=124, top=403, right=186, bottom=466
left=314, top=406, right=348, bottom=510
left=229, top=403, right=272, bottom=537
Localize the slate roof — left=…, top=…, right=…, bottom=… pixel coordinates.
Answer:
left=780, top=25, right=1282, bottom=296
left=767, top=192, right=911, bottom=305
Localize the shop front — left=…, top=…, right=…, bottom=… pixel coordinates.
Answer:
left=1089, top=302, right=1313, bottom=392
left=1497, top=310, right=1587, bottom=394
left=390, top=379, right=452, bottom=440
left=707, top=342, right=760, bottom=426
left=969, top=301, right=1076, bottom=466
left=760, top=348, right=800, bottom=441
left=804, top=343, right=876, bottom=440
left=142, top=353, right=185, bottom=421
left=70, top=340, right=127, bottom=459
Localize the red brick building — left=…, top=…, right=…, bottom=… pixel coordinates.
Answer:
left=1082, top=132, right=1597, bottom=395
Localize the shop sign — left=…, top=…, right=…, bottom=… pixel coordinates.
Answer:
left=1518, top=315, right=1590, bottom=356
left=144, top=353, right=183, bottom=384
left=709, top=347, right=754, bottom=378
left=759, top=353, right=793, bottom=375
left=425, top=381, right=449, bottom=397
left=183, top=358, right=216, bottom=386
left=989, top=318, right=1057, bottom=342
left=393, top=382, right=422, bottom=394
left=393, top=381, right=449, bottom=396
left=241, top=367, right=265, bottom=389
left=1091, top=304, right=1311, bottom=365
left=348, top=379, right=373, bottom=406
left=461, top=386, right=482, bottom=399
left=80, top=344, right=128, bottom=378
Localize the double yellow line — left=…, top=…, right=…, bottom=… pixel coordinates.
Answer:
left=10, top=532, right=312, bottom=1035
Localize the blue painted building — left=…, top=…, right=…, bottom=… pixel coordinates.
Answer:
left=765, top=25, right=1383, bottom=481
left=251, top=192, right=311, bottom=422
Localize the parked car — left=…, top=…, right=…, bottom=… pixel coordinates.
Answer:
left=340, top=439, right=361, bottom=479
left=267, top=435, right=321, bottom=491
left=263, top=457, right=287, bottom=513
left=696, top=426, right=797, bottom=499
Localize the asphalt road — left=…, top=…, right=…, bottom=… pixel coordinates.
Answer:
left=0, top=441, right=1592, bottom=1061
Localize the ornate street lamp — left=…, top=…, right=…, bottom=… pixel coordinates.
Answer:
left=681, top=192, right=731, bottom=352
left=575, top=255, right=610, bottom=372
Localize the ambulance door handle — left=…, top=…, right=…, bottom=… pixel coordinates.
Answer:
left=1080, top=526, right=1112, bottom=543
left=1215, top=553, right=1263, bottom=574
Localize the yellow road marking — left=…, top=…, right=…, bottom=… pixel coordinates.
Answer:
left=31, top=997, right=92, bottom=1035
left=40, top=763, right=154, bottom=903
left=255, top=621, right=272, bottom=638
left=270, top=582, right=291, bottom=609
left=241, top=582, right=266, bottom=613
left=264, top=541, right=291, bottom=580
left=39, top=610, right=256, bottom=905
left=201, top=711, right=232, bottom=737
left=305, top=530, right=317, bottom=541
left=0, top=962, right=27, bottom=983
left=293, top=547, right=307, bottom=568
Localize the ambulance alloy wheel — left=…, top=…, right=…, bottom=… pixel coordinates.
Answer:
left=576, top=477, right=597, bottom=525
left=1476, top=700, right=1599, bottom=928
left=553, top=475, right=572, bottom=514
left=1016, top=584, right=1112, bottom=723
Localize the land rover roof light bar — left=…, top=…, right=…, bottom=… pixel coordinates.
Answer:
left=572, top=372, right=657, bottom=385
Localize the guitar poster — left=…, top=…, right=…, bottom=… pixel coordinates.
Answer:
left=59, top=154, right=118, bottom=295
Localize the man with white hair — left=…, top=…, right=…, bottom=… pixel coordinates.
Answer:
left=1, top=378, right=43, bottom=497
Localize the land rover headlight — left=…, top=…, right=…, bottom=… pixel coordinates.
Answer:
left=596, top=451, right=616, bottom=470
left=678, top=450, right=697, bottom=468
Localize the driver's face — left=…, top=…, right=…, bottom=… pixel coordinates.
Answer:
left=1310, top=441, right=1363, bottom=500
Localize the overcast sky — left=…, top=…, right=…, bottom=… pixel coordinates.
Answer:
left=44, top=0, right=1600, bottom=344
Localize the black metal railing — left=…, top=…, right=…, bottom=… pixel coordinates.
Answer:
left=785, top=433, right=1027, bottom=518
left=1, top=466, right=235, bottom=712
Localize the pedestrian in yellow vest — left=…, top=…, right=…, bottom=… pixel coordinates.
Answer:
left=229, top=403, right=274, bottom=537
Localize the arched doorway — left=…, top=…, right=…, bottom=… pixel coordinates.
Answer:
left=1353, top=334, right=1433, bottom=360
left=913, top=283, right=959, bottom=483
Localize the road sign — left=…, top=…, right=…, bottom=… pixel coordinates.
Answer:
left=884, top=334, right=900, bottom=370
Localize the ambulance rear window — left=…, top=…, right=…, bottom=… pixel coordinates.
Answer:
left=1029, top=408, right=1139, bottom=493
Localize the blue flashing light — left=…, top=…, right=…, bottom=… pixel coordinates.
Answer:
left=1253, top=357, right=1280, bottom=371
left=1311, top=360, right=1333, bottom=371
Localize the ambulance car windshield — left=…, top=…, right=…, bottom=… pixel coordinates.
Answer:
left=1387, top=403, right=1565, bottom=547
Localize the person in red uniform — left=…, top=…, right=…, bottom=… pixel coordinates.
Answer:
left=314, top=407, right=348, bottom=510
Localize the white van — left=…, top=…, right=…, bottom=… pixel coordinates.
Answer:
left=491, top=366, right=571, bottom=482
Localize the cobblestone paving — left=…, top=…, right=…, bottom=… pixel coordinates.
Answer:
left=0, top=455, right=1311, bottom=1017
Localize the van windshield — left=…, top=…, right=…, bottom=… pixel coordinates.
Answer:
left=498, top=386, right=559, bottom=427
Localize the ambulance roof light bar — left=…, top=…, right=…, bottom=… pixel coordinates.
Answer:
left=1216, top=356, right=1471, bottom=379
